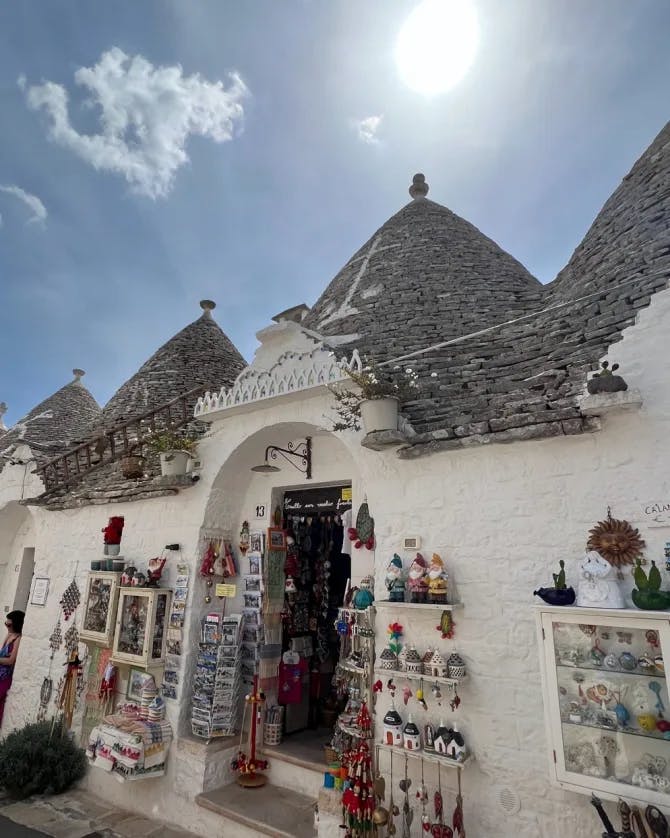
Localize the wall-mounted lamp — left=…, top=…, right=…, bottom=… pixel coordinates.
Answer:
left=251, top=437, right=312, bottom=480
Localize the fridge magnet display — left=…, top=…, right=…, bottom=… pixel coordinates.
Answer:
left=248, top=554, right=261, bottom=575
left=245, top=575, right=261, bottom=592
left=175, top=574, right=189, bottom=588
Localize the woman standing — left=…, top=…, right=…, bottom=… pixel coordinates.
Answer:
left=0, top=610, right=24, bottom=727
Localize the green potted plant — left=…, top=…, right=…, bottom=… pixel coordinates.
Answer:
left=147, top=430, right=198, bottom=477
left=330, top=361, right=419, bottom=433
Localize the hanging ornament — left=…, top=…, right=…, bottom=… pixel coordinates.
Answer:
left=37, top=676, right=53, bottom=722
left=587, top=507, right=645, bottom=568
left=49, top=618, right=63, bottom=658
left=436, top=611, right=455, bottom=639
left=64, top=623, right=80, bottom=654
left=348, top=500, right=375, bottom=551
left=60, top=578, right=81, bottom=620
left=239, top=521, right=251, bottom=555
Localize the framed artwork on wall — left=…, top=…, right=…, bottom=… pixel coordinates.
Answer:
left=268, top=528, right=286, bottom=551
left=126, top=667, right=154, bottom=701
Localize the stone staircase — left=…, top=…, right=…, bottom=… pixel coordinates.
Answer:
left=195, top=733, right=327, bottom=838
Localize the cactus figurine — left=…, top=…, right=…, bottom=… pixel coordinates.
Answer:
left=534, top=559, right=575, bottom=606
left=631, top=559, right=670, bottom=610
left=587, top=361, right=628, bottom=394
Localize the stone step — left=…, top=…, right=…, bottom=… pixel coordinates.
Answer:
left=196, top=783, right=315, bottom=838
left=261, top=744, right=325, bottom=799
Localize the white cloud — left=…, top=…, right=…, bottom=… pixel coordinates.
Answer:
left=22, top=47, right=249, bottom=199
left=0, top=184, right=47, bottom=225
left=355, top=114, right=383, bottom=145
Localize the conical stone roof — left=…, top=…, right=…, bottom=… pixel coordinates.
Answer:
left=548, top=120, right=670, bottom=304
left=0, top=370, right=101, bottom=462
left=102, top=301, right=246, bottom=425
left=303, top=174, right=542, bottom=361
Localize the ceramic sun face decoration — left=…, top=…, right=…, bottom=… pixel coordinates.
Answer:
left=576, top=550, right=624, bottom=609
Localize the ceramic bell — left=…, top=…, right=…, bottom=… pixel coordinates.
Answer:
left=576, top=551, right=624, bottom=608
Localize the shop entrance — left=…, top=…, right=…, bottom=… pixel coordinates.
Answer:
left=278, top=484, right=352, bottom=751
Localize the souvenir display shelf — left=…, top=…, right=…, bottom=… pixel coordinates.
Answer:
left=81, top=571, right=122, bottom=645
left=536, top=605, right=670, bottom=807
left=374, top=601, right=462, bottom=611
left=373, top=668, right=466, bottom=688
left=191, top=614, right=243, bottom=740
left=377, top=742, right=470, bottom=769
left=111, top=588, right=172, bottom=668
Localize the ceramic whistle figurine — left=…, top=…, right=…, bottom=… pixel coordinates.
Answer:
left=407, top=553, right=429, bottom=603
left=385, top=555, right=406, bottom=603
left=577, top=550, right=624, bottom=609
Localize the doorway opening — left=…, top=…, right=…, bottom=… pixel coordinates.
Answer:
left=13, top=547, right=35, bottom=612
left=276, top=483, right=352, bottom=760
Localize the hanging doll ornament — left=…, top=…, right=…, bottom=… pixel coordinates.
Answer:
left=57, top=650, right=85, bottom=729
left=64, top=623, right=80, bottom=655
left=239, top=521, right=251, bottom=555
left=436, top=610, right=455, bottom=640
left=60, top=578, right=81, bottom=620
left=49, top=618, right=63, bottom=659
left=348, top=500, right=375, bottom=551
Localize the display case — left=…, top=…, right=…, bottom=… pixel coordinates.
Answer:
left=81, top=572, right=122, bottom=645
left=536, top=605, right=670, bottom=807
left=112, top=588, right=172, bottom=668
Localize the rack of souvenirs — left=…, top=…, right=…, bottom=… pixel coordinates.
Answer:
left=191, top=613, right=243, bottom=739
left=86, top=683, right=172, bottom=782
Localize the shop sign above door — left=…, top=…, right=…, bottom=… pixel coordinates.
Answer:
left=641, top=500, right=670, bottom=527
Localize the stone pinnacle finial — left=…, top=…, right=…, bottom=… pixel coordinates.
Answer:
left=409, top=173, right=429, bottom=200
left=72, top=369, right=85, bottom=381
left=200, top=300, right=216, bottom=318
left=0, top=402, right=7, bottom=431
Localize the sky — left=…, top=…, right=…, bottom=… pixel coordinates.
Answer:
left=1, top=0, right=669, bottom=426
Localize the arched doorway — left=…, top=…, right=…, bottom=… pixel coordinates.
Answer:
left=200, top=421, right=368, bottom=753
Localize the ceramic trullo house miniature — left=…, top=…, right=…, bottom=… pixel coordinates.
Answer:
left=1, top=121, right=670, bottom=838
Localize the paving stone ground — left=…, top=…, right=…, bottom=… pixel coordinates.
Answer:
left=0, top=789, right=196, bottom=838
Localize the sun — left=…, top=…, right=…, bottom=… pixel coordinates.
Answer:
left=395, top=0, right=479, bottom=96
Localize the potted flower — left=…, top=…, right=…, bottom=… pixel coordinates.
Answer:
left=330, top=361, right=419, bottom=433
left=147, top=430, right=198, bottom=477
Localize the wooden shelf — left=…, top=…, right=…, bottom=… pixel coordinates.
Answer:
left=374, top=601, right=462, bottom=611
left=373, top=669, right=465, bottom=688
left=377, top=743, right=470, bottom=770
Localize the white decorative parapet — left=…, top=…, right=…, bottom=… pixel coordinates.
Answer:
left=194, top=347, right=361, bottom=419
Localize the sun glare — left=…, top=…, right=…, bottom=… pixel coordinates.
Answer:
left=395, top=0, right=479, bottom=96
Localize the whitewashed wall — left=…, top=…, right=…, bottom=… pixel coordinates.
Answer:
left=0, top=288, right=668, bottom=838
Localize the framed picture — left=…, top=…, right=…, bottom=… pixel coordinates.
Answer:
left=30, top=577, right=50, bottom=607
left=81, top=572, right=121, bottom=645
left=248, top=553, right=261, bottom=575
left=249, top=531, right=265, bottom=555
left=126, top=668, right=154, bottom=701
left=268, top=528, right=286, bottom=551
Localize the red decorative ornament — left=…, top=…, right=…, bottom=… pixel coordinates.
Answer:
left=101, top=516, right=124, bottom=545
left=436, top=611, right=455, bottom=639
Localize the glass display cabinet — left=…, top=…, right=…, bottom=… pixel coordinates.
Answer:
left=111, top=588, right=172, bottom=668
left=80, top=572, right=122, bottom=645
left=536, top=605, right=670, bottom=807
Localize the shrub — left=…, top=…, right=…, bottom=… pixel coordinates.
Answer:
left=0, top=718, right=87, bottom=799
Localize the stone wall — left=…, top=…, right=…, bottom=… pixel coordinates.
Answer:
left=0, top=288, right=669, bottom=837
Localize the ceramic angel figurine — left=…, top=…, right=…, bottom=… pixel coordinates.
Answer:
left=576, top=550, right=624, bottom=609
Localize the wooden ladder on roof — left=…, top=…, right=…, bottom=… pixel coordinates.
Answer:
left=35, top=386, right=207, bottom=494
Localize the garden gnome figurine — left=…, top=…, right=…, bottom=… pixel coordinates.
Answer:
left=427, top=554, right=449, bottom=604
left=407, top=553, right=429, bottom=603
left=386, top=555, right=406, bottom=603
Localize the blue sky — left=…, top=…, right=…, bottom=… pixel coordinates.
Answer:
left=1, top=0, right=669, bottom=426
